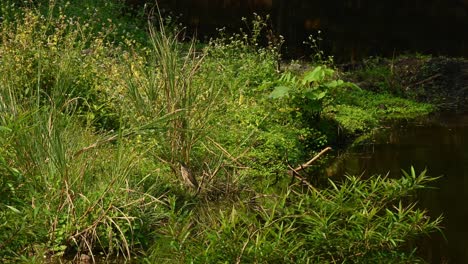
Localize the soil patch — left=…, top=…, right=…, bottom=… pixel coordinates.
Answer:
left=344, top=56, right=468, bottom=112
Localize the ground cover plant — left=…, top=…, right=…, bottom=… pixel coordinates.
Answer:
left=0, top=1, right=441, bottom=263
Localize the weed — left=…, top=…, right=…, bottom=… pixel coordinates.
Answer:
left=304, top=31, right=335, bottom=66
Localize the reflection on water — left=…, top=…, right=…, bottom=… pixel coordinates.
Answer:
left=329, top=113, right=468, bottom=263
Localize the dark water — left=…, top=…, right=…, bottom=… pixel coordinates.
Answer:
left=329, top=113, right=468, bottom=263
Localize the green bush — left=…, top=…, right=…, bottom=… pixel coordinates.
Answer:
left=145, top=168, right=441, bottom=263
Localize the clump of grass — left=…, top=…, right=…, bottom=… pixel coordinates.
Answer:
left=144, top=168, right=441, bottom=263
left=0, top=1, right=442, bottom=263
left=123, top=17, right=220, bottom=172
left=0, top=2, right=168, bottom=261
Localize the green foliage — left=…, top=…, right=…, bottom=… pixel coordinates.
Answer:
left=0, top=1, right=441, bottom=263
left=269, top=62, right=432, bottom=134
left=145, top=168, right=441, bottom=263
left=349, top=57, right=397, bottom=92
left=202, top=13, right=281, bottom=93
left=0, top=2, right=166, bottom=261
left=343, top=56, right=431, bottom=97
left=0, top=1, right=126, bottom=131
left=323, top=86, right=434, bottom=133
left=270, top=66, right=353, bottom=123
left=122, top=19, right=219, bottom=168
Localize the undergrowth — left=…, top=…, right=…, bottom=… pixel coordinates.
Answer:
left=0, top=1, right=439, bottom=263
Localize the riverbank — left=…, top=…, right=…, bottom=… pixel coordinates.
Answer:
left=0, top=1, right=445, bottom=263
left=327, top=111, right=468, bottom=263
left=343, top=56, right=468, bottom=112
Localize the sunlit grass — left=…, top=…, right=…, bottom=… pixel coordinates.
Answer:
left=0, top=1, right=441, bottom=263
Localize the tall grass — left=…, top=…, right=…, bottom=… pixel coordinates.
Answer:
left=144, top=168, right=441, bottom=263
left=0, top=2, right=167, bottom=261
left=0, top=1, right=442, bottom=263
left=125, top=13, right=227, bottom=190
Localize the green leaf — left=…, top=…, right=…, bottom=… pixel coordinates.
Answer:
left=0, top=126, right=12, bottom=133
left=325, top=80, right=344, bottom=88
left=279, top=72, right=296, bottom=84
left=305, top=90, right=327, bottom=101
left=6, top=205, right=21, bottom=214
left=302, top=66, right=324, bottom=84
left=302, top=66, right=335, bottom=85
left=323, top=68, right=335, bottom=76
left=269, top=85, right=291, bottom=99
left=316, top=91, right=327, bottom=100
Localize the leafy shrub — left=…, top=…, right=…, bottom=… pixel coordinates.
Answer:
left=269, top=66, right=349, bottom=120
left=145, top=168, right=441, bottom=263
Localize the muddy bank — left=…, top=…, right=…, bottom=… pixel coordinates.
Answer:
left=345, top=56, right=468, bottom=112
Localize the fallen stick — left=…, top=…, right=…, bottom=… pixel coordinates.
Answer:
left=287, top=147, right=332, bottom=190
left=288, top=146, right=332, bottom=175
left=408, top=73, right=442, bottom=88
left=288, top=163, right=318, bottom=191
left=73, top=134, right=119, bottom=158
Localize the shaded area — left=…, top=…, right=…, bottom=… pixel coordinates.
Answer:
left=343, top=57, right=468, bottom=111
left=329, top=113, right=468, bottom=263
left=131, top=0, right=468, bottom=60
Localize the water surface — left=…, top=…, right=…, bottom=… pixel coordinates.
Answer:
left=330, top=113, right=468, bottom=263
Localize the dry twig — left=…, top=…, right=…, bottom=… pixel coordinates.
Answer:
left=288, top=147, right=332, bottom=175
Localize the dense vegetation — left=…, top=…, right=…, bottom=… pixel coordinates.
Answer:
left=0, top=1, right=441, bottom=263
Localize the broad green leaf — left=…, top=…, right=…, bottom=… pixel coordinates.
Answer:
left=269, top=85, right=291, bottom=99
left=302, top=66, right=323, bottom=84
left=323, top=68, right=335, bottom=76
left=315, top=91, right=327, bottom=100
left=305, top=90, right=327, bottom=100
left=326, top=80, right=344, bottom=88
left=302, top=66, right=335, bottom=85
